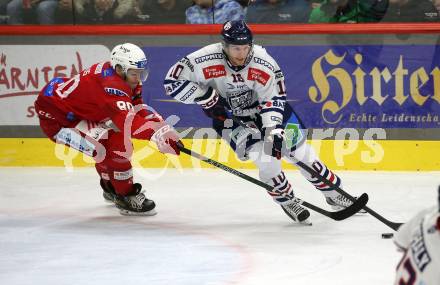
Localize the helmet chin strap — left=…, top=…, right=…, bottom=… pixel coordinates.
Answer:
left=115, top=65, right=139, bottom=88
left=115, top=65, right=126, bottom=79
left=223, top=53, right=245, bottom=72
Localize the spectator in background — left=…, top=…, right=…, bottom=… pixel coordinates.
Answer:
left=186, top=0, right=245, bottom=24
left=235, top=0, right=254, bottom=6
left=54, top=0, right=75, bottom=23
left=0, top=0, right=9, bottom=23
left=309, top=0, right=385, bottom=23
left=137, top=0, right=192, bottom=23
left=6, top=0, right=58, bottom=24
left=73, top=0, right=140, bottom=24
left=381, top=0, right=439, bottom=22
left=308, top=0, right=322, bottom=9
left=246, top=0, right=311, bottom=23
left=434, top=0, right=440, bottom=14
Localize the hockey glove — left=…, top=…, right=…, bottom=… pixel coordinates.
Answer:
left=151, top=123, right=182, bottom=155
left=197, top=88, right=227, bottom=121
left=263, top=127, right=285, bottom=160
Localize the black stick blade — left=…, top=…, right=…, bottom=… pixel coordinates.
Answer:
left=329, top=193, right=369, bottom=221
left=389, top=222, right=403, bottom=231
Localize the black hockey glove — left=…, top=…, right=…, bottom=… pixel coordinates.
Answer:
left=203, top=101, right=227, bottom=121
left=198, top=88, right=228, bottom=121
left=263, top=127, right=285, bottom=160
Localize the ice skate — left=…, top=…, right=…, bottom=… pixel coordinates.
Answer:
left=280, top=198, right=312, bottom=225
left=100, top=179, right=116, bottom=203
left=325, top=193, right=366, bottom=213
left=265, top=172, right=312, bottom=225
left=114, top=183, right=156, bottom=216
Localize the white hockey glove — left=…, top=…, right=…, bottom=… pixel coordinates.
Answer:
left=151, top=123, right=182, bottom=155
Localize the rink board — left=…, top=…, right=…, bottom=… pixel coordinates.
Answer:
left=1, top=30, right=440, bottom=171
left=0, top=138, right=439, bottom=171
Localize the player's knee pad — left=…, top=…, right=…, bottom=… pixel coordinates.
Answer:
left=247, top=142, right=282, bottom=182
left=102, top=130, right=134, bottom=163
left=287, top=142, right=318, bottom=164
left=215, top=119, right=261, bottom=161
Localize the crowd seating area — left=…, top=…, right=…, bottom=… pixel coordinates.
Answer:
left=0, top=0, right=439, bottom=25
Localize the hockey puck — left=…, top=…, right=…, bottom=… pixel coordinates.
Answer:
left=381, top=233, right=394, bottom=239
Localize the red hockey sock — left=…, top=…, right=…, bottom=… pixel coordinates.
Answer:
left=95, top=164, right=133, bottom=196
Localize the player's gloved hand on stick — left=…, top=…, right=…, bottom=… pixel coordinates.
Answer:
left=151, top=123, right=182, bottom=155
left=263, top=127, right=285, bottom=160
left=197, top=88, right=227, bottom=121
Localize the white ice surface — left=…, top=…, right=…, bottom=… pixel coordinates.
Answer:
left=0, top=168, right=438, bottom=285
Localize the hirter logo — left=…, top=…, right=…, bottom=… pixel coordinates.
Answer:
left=203, top=65, right=226, bottom=79
left=248, top=68, right=270, bottom=86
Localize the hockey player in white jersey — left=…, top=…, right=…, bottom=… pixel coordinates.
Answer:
left=393, top=187, right=440, bottom=285
left=164, top=20, right=357, bottom=224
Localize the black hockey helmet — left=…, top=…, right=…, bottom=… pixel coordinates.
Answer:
left=221, top=20, right=253, bottom=46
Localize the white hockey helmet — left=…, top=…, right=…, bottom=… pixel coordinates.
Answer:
left=110, top=43, right=149, bottom=81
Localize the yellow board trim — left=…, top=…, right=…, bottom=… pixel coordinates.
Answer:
left=1, top=138, right=439, bottom=171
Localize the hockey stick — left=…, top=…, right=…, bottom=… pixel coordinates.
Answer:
left=178, top=145, right=368, bottom=221
left=295, top=160, right=402, bottom=231
left=231, top=117, right=403, bottom=231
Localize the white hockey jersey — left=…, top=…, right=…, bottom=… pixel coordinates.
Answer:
left=394, top=206, right=440, bottom=285
left=164, top=43, right=287, bottom=128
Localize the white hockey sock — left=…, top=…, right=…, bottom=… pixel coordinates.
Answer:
left=266, top=171, right=295, bottom=204
left=301, top=160, right=342, bottom=196
left=285, top=143, right=342, bottom=196
left=246, top=142, right=294, bottom=203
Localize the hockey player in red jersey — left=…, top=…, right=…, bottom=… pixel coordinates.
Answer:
left=35, top=43, right=181, bottom=216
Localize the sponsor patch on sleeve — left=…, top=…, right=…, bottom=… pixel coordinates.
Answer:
left=104, top=87, right=128, bottom=97
left=247, top=68, right=270, bottom=86
left=203, top=65, right=226, bottom=79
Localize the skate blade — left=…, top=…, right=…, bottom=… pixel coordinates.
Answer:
left=299, top=219, right=312, bottom=226
left=119, top=209, right=157, bottom=216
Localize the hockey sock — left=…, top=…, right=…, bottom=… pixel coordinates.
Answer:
left=95, top=164, right=133, bottom=196
left=266, top=171, right=295, bottom=204
left=300, top=161, right=341, bottom=197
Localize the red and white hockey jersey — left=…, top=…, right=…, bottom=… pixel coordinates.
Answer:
left=35, top=61, right=161, bottom=140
